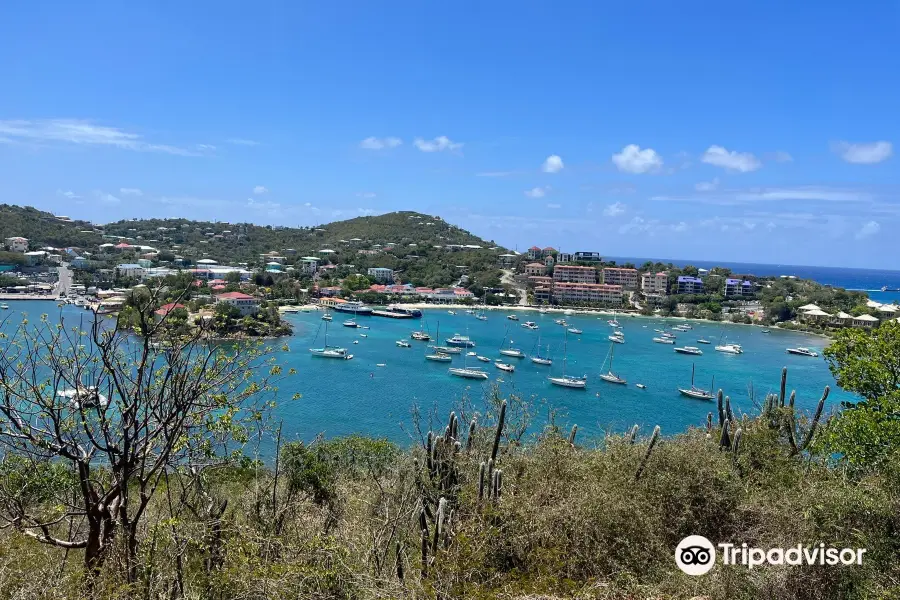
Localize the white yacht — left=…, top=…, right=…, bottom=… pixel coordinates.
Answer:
left=333, top=300, right=373, bottom=315
left=530, top=334, right=552, bottom=365
left=715, top=343, right=743, bottom=355
left=426, top=321, right=453, bottom=362
left=321, top=313, right=332, bottom=321
left=57, top=386, right=108, bottom=409
left=396, top=340, right=411, bottom=348
left=608, top=334, right=625, bottom=344
left=607, top=318, right=620, bottom=327
left=522, top=321, right=539, bottom=330
left=309, top=321, right=352, bottom=359
left=448, top=333, right=489, bottom=379
left=554, top=318, right=567, bottom=326
left=697, top=338, right=711, bottom=344
left=411, top=331, right=431, bottom=341
left=653, top=337, right=676, bottom=344
left=599, top=343, right=627, bottom=385
left=548, top=329, right=586, bottom=389
left=499, top=327, right=525, bottom=357
left=446, top=334, right=476, bottom=348
left=495, top=361, right=515, bottom=373
left=343, top=320, right=358, bottom=328
left=674, top=346, right=703, bottom=355
left=507, top=314, right=519, bottom=321
left=476, top=355, right=491, bottom=363
left=567, top=327, right=583, bottom=335
left=678, top=364, right=714, bottom=400
left=786, top=347, right=818, bottom=357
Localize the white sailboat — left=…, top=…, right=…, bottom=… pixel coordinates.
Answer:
left=714, top=328, right=743, bottom=354
left=599, top=343, right=627, bottom=385
left=425, top=321, right=453, bottom=362
left=548, top=329, right=587, bottom=389
left=498, top=326, right=525, bottom=358
left=448, top=328, right=489, bottom=380
left=678, top=363, right=714, bottom=400
left=309, top=319, right=353, bottom=359
left=530, top=333, right=552, bottom=365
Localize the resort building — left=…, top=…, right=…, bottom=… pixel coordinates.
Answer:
left=553, top=264, right=598, bottom=284
left=544, top=254, right=555, bottom=268
left=4, top=237, right=28, bottom=253
left=525, top=262, right=547, bottom=277
left=300, top=256, right=320, bottom=275
left=367, top=267, right=395, bottom=282
left=602, top=267, right=639, bottom=290
left=526, top=246, right=542, bottom=260
left=641, top=271, right=669, bottom=296
left=533, top=285, right=552, bottom=304
left=552, top=282, right=623, bottom=305
left=528, top=275, right=554, bottom=288
left=676, top=276, right=704, bottom=295
left=573, top=251, right=602, bottom=262
left=556, top=252, right=573, bottom=263
left=215, top=291, right=259, bottom=316
left=851, top=314, right=880, bottom=328
left=725, top=278, right=754, bottom=297
left=116, top=263, right=146, bottom=280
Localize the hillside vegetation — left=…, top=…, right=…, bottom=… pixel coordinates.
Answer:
left=0, top=204, right=102, bottom=248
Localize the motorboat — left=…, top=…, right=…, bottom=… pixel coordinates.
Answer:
left=761, top=329, right=770, bottom=333
left=653, top=337, right=676, bottom=344
left=446, top=334, right=476, bottom=348
left=697, top=338, right=711, bottom=344
left=567, top=328, right=583, bottom=335
left=787, top=347, right=818, bottom=357
left=467, top=351, right=477, bottom=356
left=447, top=310, right=456, bottom=315
left=396, top=340, right=411, bottom=348
left=507, top=314, right=519, bottom=321
left=522, top=321, right=539, bottom=330
left=554, top=318, right=567, bottom=326
left=359, top=333, right=367, bottom=338
left=411, top=331, right=431, bottom=341
left=476, top=355, right=491, bottom=362
left=636, top=384, right=646, bottom=389
left=57, top=387, right=108, bottom=409
left=495, top=361, right=515, bottom=373
left=343, top=320, right=358, bottom=328
left=353, top=340, right=359, bottom=345
left=662, top=332, right=676, bottom=339
left=715, top=343, right=743, bottom=355
left=475, top=314, right=488, bottom=321
left=608, top=334, right=625, bottom=344
left=321, top=313, right=332, bottom=321
left=678, top=364, right=714, bottom=400
left=674, top=346, right=703, bottom=355
left=0, top=303, right=8, bottom=310
left=607, top=319, right=620, bottom=327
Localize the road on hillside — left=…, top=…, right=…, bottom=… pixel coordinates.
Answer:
left=500, top=269, right=527, bottom=305
left=56, top=264, right=73, bottom=297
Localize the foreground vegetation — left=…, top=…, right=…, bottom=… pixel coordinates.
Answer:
left=0, top=315, right=898, bottom=599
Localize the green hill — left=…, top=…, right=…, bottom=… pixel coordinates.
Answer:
left=0, top=204, right=103, bottom=249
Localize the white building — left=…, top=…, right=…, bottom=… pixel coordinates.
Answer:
left=4, top=237, right=28, bottom=253
left=215, top=291, right=259, bottom=316
left=116, top=263, right=146, bottom=279
left=602, top=267, right=639, bottom=290
left=367, top=267, right=395, bottom=282
left=641, top=272, right=668, bottom=295
left=300, top=256, right=320, bottom=275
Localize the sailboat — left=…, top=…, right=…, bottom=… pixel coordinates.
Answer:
left=342, top=303, right=360, bottom=328
left=598, top=343, right=627, bottom=385
left=499, top=326, right=525, bottom=358
left=448, top=327, right=489, bottom=379
left=309, top=319, right=353, bottom=359
left=410, top=315, right=431, bottom=341
left=475, top=296, right=488, bottom=321
left=548, top=329, right=587, bottom=388
left=425, top=321, right=453, bottom=362
left=530, top=333, right=552, bottom=365
left=714, top=328, right=743, bottom=354
left=678, top=363, right=714, bottom=400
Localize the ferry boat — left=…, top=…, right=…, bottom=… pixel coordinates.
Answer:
left=653, top=337, right=676, bottom=344
left=387, top=304, right=422, bottom=317
left=786, top=347, right=818, bottom=357
left=332, top=301, right=373, bottom=315
left=678, top=364, right=714, bottom=400
left=507, top=314, right=519, bottom=321
left=396, top=340, right=411, bottom=348
left=371, top=308, right=415, bottom=319
left=445, top=334, right=476, bottom=348
left=674, top=346, right=703, bottom=356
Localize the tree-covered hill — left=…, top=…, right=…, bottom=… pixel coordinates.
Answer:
left=0, top=204, right=103, bottom=249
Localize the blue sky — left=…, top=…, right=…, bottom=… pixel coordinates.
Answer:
left=0, top=1, right=897, bottom=268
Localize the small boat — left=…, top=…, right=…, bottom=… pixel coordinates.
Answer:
left=495, top=361, right=515, bottom=373
left=507, top=314, right=519, bottom=321
left=567, top=328, right=583, bottom=335
left=653, top=337, right=676, bottom=344
left=321, top=313, right=332, bottom=321
left=467, top=351, right=477, bottom=356
left=411, top=331, right=431, bottom=341
left=475, top=314, right=488, bottom=321
left=786, top=347, right=818, bottom=357
left=554, top=318, right=567, bottom=326
left=396, top=340, right=411, bottom=348
left=446, top=334, right=476, bottom=348
left=0, top=303, right=8, bottom=310
left=608, top=334, right=625, bottom=344
left=678, top=364, right=714, bottom=400
left=476, top=355, right=491, bottom=362
left=522, top=321, right=538, bottom=330
left=761, top=329, right=770, bottom=334
left=343, top=320, right=358, bottom=328
left=426, top=353, right=452, bottom=362
left=57, top=387, right=108, bottom=409
left=448, top=367, right=488, bottom=380
left=310, top=320, right=352, bottom=359
left=662, top=332, right=676, bottom=339
left=674, top=346, right=703, bottom=355
left=353, top=340, right=359, bottom=345
left=361, top=326, right=370, bottom=330
left=636, top=384, right=646, bottom=389
left=697, top=339, right=711, bottom=344
left=599, top=343, right=627, bottom=385
left=531, top=335, right=552, bottom=365
left=465, top=309, right=475, bottom=315
left=548, top=329, right=586, bottom=389
left=377, top=363, right=386, bottom=367
left=715, top=343, right=743, bottom=355
left=499, top=326, right=525, bottom=357
left=654, top=329, right=665, bottom=333
left=608, top=319, right=620, bottom=327
left=447, top=310, right=456, bottom=315
left=360, top=333, right=367, bottom=338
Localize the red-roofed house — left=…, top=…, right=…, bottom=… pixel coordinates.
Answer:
left=114, top=243, right=131, bottom=250
left=526, top=246, right=542, bottom=260
left=154, top=302, right=186, bottom=318
left=215, top=291, right=259, bottom=316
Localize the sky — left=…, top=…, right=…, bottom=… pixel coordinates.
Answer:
left=0, top=1, right=898, bottom=269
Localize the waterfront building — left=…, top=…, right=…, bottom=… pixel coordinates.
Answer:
left=525, top=262, right=547, bottom=277
left=641, top=271, right=668, bottom=296
left=528, top=276, right=554, bottom=288
left=534, top=285, right=552, bottom=303
left=676, top=276, right=704, bottom=294
left=367, top=267, right=395, bottom=282
left=553, top=264, right=598, bottom=284
left=552, top=282, right=623, bottom=305
left=725, top=278, right=755, bottom=297
left=215, top=291, right=259, bottom=316
left=602, top=267, right=639, bottom=290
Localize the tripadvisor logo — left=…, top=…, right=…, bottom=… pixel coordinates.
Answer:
left=675, top=536, right=867, bottom=575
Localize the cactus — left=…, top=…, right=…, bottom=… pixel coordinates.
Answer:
left=789, top=390, right=796, bottom=409
left=492, top=469, right=503, bottom=500
left=568, top=424, right=578, bottom=446
left=799, top=386, right=829, bottom=451
left=779, top=367, right=787, bottom=407
left=432, top=497, right=446, bottom=554
left=725, top=396, right=735, bottom=422
left=627, top=424, right=639, bottom=444
left=477, top=461, right=486, bottom=501
left=449, top=411, right=458, bottom=440
left=396, top=541, right=404, bottom=581
left=491, top=399, right=507, bottom=463
left=717, top=390, right=725, bottom=426
left=731, top=427, right=742, bottom=466
left=420, top=528, right=429, bottom=577
left=466, top=417, right=477, bottom=450
left=426, top=431, right=434, bottom=473
left=706, top=412, right=713, bottom=434
left=719, top=419, right=731, bottom=449
left=635, top=425, right=661, bottom=481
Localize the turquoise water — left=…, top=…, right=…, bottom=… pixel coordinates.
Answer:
left=0, top=301, right=853, bottom=445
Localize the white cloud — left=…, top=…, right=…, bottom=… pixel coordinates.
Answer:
left=356, top=192, right=377, bottom=199
left=359, top=136, right=403, bottom=150
left=57, top=189, right=81, bottom=199
left=93, top=190, right=121, bottom=205
left=856, top=220, right=880, bottom=239
left=524, top=186, right=550, bottom=198
left=546, top=203, right=562, bottom=209
left=612, top=144, right=663, bottom=174
left=227, top=138, right=260, bottom=146
left=253, top=185, right=268, bottom=195
left=541, top=155, right=564, bottom=173
left=0, top=119, right=200, bottom=156
left=413, top=136, right=463, bottom=152
left=603, top=201, right=626, bottom=217
left=771, top=150, right=793, bottom=163
left=701, top=145, right=762, bottom=172
left=672, top=221, right=688, bottom=233
left=119, top=188, right=143, bottom=196
left=694, top=178, right=720, bottom=192
left=358, top=208, right=376, bottom=216
left=832, top=141, right=892, bottom=164
left=196, top=144, right=216, bottom=152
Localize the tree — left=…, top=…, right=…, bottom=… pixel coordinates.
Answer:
left=342, top=274, right=371, bottom=292
left=225, top=271, right=242, bottom=284
left=0, top=290, right=282, bottom=582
